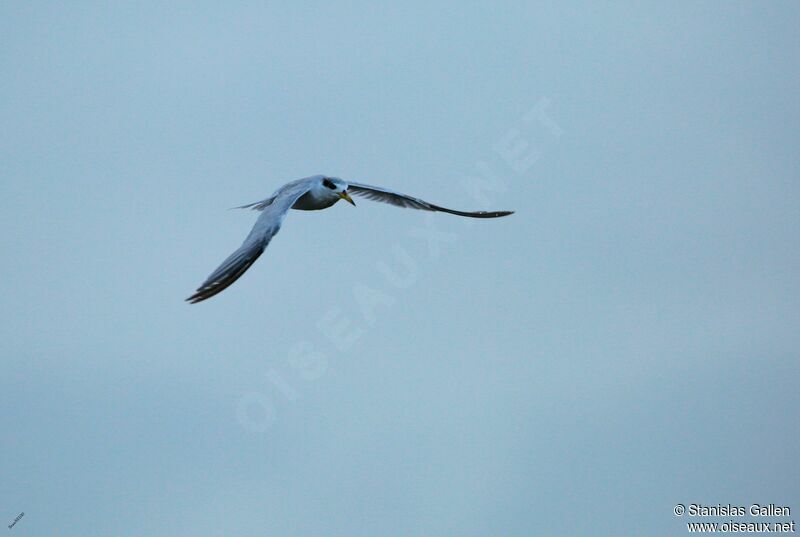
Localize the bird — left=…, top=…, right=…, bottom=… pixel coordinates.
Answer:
left=186, top=175, right=514, bottom=303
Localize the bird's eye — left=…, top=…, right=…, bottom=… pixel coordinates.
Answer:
left=323, top=179, right=336, bottom=190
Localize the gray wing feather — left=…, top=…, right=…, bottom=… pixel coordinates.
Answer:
left=186, top=182, right=310, bottom=303
left=347, top=182, right=514, bottom=218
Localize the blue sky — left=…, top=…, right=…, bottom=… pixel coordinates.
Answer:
left=1, top=2, right=798, bottom=536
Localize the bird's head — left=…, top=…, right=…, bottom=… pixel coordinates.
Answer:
left=320, top=176, right=356, bottom=206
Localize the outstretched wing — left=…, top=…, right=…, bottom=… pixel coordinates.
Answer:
left=347, top=182, right=514, bottom=218
left=186, top=183, right=310, bottom=304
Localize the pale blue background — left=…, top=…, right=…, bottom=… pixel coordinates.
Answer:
left=2, top=2, right=798, bottom=536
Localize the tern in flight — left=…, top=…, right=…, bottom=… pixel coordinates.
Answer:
left=187, top=175, right=513, bottom=303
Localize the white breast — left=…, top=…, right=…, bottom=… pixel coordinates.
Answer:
left=291, top=186, right=339, bottom=211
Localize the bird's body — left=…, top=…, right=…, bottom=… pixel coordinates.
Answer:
left=187, top=175, right=513, bottom=303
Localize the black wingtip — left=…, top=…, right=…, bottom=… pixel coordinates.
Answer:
left=431, top=205, right=516, bottom=218
left=185, top=246, right=265, bottom=304
left=185, top=291, right=207, bottom=304
left=472, top=211, right=514, bottom=218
